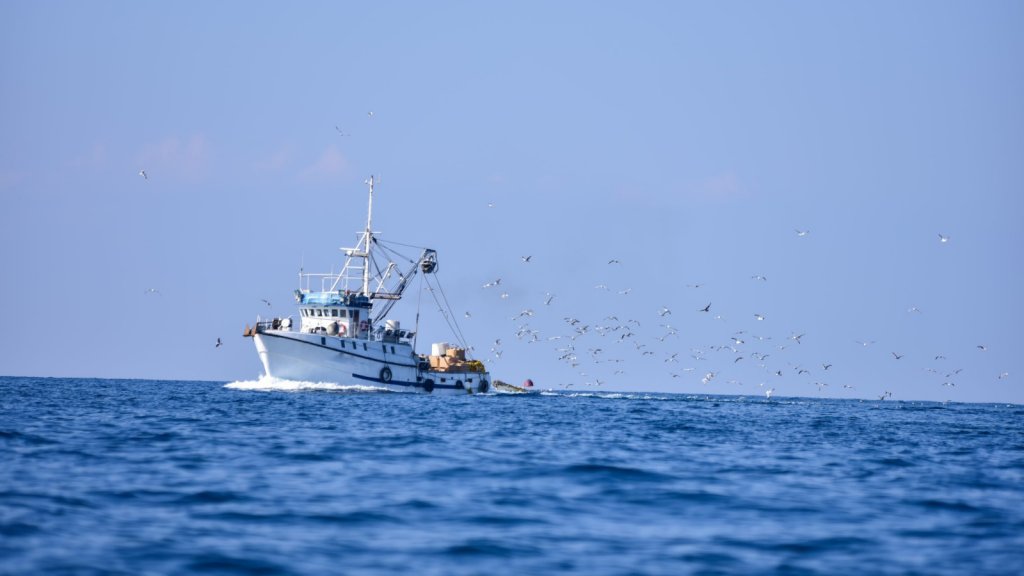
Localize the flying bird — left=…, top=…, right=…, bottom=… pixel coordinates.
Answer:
left=261, top=299, right=272, bottom=307
left=144, top=288, right=160, bottom=295
left=699, top=303, right=711, bottom=313
left=938, top=234, right=949, bottom=243
left=521, top=255, right=532, bottom=263
left=795, top=229, right=810, bottom=237
left=215, top=338, right=222, bottom=348
left=138, top=169, right=148, bottom=180
left=608, top=259, right=621, bottom=265
left=892, top=352, right=904, bottom=360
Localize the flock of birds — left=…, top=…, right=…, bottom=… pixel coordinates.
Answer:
left=136, top=117, right=1008, bottom=400
left=454, top=230, right=1008, bottom=401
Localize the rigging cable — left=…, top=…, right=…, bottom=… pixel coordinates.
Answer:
left=424, top=271, right=470, bottom=351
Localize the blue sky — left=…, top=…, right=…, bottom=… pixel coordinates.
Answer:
left=2, top=1, right=1021, bottom=403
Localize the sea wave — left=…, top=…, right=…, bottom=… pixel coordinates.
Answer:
left=224, top=374, right=389, bottom=393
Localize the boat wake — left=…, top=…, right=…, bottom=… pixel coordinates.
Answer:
left=225, top=374, right=390, bottom=393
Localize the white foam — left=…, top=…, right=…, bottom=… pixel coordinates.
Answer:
left=224, top=374, right=388, bottom=393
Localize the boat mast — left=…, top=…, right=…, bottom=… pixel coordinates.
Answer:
left=362, top=175, right=375, bottom=296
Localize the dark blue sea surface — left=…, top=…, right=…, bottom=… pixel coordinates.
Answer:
left=1, top=376, right=1022, bottom=575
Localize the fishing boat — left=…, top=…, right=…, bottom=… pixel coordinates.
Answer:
left=243, top=176, right=492, bottom=394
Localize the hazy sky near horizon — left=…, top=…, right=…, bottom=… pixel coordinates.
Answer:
left=2, top=1, right=1021, bottom=403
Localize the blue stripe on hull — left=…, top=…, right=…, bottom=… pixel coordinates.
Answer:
left=350, top=373, right=463, bottom=390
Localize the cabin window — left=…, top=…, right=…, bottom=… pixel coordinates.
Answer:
left=316, top=309, right=322, bottom=317
left=362, top=343, right=367, bottom=351
left=321, top=337, right=326, bottom=345
left=391, top=346, right=396, bottom=354
left=331, top=309, right=338, bottom=317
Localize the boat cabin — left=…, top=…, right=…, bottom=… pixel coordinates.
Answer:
left=294, top=290, right=414, bottom=343
left=295, top=290, right=371, bottom=338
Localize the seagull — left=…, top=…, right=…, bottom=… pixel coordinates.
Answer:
left=765, top=388, right=774, bottom=399
left=908, top=306, right=922, bottom=313
left=521, top=255, right=532, bottom=263
left=790, top=333, right=805, bottom=344
left=608, top=259, right=621, bottom=265
left=977, top=345, right=987, bottom=351
left=261, top=299, right=272, bottom=307
left=215, top=338, right=222, bottom=348
left=686, top=283, right=703, bottom=289
left=699, top=303, right=711, bottom=313
left=795, top=229, right=810, bottom=237
left=998, top=372, right=1010, bottom=379
left=544, top=293, right=556, bottom=306
left=367, top=111, right=374, bottom=117
left=822, top=363, right=832, bottom=370
left=658, top=306, right=671, bottom=316
left=751, top=275, right=767, bottom=281
left=856, top=340, right=876, bottom=347
left=464, top=311, right=471, bottom=318
left=500, top=292, right=509, bottom=299
left=938, top=233, right=949, bottom=243
left=138, top=169, right=148, bottom=180
left=482, top=278, right=501, bottom=288
left=754, top=313, right=765, bottom=321
left=892, top=352, right=904, bottom=360
left=334, top=126, right=350, bottom=136
left=144, top=288, right=161, bottom=295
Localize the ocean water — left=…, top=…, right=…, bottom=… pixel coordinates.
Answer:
left=2, top=376, right=1022, bottom=575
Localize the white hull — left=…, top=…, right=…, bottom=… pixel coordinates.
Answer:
left=254, top=331, right=491, bottom=395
